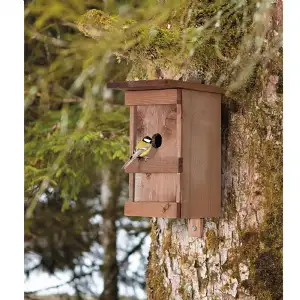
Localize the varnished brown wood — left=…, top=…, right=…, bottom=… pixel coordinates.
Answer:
left=124, top=157, right=182, bottom=173
left=125, top=89, right=181, bottom=105
left=181, top=90, right=221, bottom=218
left=176, top=103, right=182, bottom=203
left=176, top=103, right=182, bottom=158
left=134, top=173, right=178, bottom=203
left=124, top=202, right=180, bottom=218
left=108, top=80, right=223, bottom=94
left=188, top=219, right=204, bottom=237
left=128, top=106, right=136, bottom=202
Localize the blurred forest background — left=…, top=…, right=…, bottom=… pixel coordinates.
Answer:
left=25, top=0, right=282, bottom=299
left=24, top=0, right=152, bottom=299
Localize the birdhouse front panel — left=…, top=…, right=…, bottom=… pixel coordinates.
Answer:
left=125, top=90, right=182, bottom=217
left=134, top=104, right=179, bottom=205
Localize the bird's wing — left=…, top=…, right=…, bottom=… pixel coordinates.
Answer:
left=121, top=147, right=147, bottom=170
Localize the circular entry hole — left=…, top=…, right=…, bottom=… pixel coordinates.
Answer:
left=151, top=133, right=162, bottom=148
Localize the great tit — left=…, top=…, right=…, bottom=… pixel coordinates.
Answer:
left=122, top=136, right=152, bottom=169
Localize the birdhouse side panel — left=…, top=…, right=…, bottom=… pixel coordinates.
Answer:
left=181, top=90, right=221, bottom=218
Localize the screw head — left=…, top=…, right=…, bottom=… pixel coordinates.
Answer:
left=192, top=225, right=197, bottom=231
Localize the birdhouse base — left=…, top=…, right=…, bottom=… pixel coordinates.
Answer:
left=125, top=203, right=204, bottom=237
left=124, top=201, right=180, bottom=218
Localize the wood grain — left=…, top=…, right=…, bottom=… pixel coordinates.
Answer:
left=134, top=104, right=179, bottom=203
left=124, top=202, right=180, bottom=218
left=128, top=106, right=136, bottom=202
left=181, top=90, right=221, bottom=218
left=134, top=173, right=178, bottom=203
left=124, top=157, right=182, bottom=173
left=125, top=89, right=181, bottom=105
left=108, top=80, right=223, bottom=94
left=176, top=103, right=182, bottom=203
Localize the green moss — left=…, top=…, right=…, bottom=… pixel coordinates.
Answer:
left=178, top=277, right=192, bottom=300
left=77, top=1, right=281, bottom=94
left=178, top=285, right=189, bottom=300
left=222, top=248, right=240, bottom=280
left=221, top=282, right=231, bottom=292
left=77, top=9, right=118, bottom=37
left=240, top=230, right=260, bottom=259
left=206, top=229, right=219, bottom=252
left=209, top=271, right=219, bottom=283
left=212, top=91, right=282, bottom=298
left=240, top=279, right=250, bottom=290
left=146, top=221, right=172, bottom=300
left=249, top=96, right=282, bottom=299
left=253, top=251, right=282, bottom=299
left=254, top=290, right=273, bottom=300
left=224, top=182, right=237, bottom=220
left=222, top=92, right=282, bottom=298
left=148, top=28, right=180, bottom=50
left=162, top=230, right=172, bottom=254
left=199, top=277, right=209, bottom=295
left=167, top=218, right=178, bottom=227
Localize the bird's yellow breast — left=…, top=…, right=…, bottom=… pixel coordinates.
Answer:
left=135, top=140, right=152, bottom=157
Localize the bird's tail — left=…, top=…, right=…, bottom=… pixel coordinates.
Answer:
left=121, top=158, right=133, bottom=170
left=121, top=149, right=144, bottom=170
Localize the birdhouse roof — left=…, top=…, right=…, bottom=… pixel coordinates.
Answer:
left=107, top=80, right=223, bottom=94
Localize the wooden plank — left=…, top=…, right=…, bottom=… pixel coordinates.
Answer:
left=176, top=102, right=182, bottom=203
left=107, top=80, right=223, bottom=94
left=188, top=219, right=204, bottom=237
left=124, top=202, right=180, bottom=218
left=181, top=93, right=192, bottom=215
left=135, top=105, right=178, bottom=157
left=181, top=90, right=221, bottom=218
left=176, top=102, right=182, bottom=158
left=128, top=106, right=136, bottom=202
left=134, top=173, right=178, bottom=203
left=124, top=157, right=182, bottom=173
left=134, top=104, right=178, bottom=203
left=125, top=89, right=181, bottom=105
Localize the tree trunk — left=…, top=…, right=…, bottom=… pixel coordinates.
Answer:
left=100, top=95, right=124, bottom=300
left=100, top=163, right=123, bottom=300
left=146, top=4, right=283, bottom=300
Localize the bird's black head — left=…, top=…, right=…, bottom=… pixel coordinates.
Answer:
left=142, top=136, right=152, bottom=143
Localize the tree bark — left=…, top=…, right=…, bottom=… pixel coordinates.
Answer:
left=100, top=163, right=123, bottom=300
left=100, top=94, right=124, bottom=300
left=146, top=2, right=283, bottom=300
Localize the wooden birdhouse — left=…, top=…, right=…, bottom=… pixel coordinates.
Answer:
left=107, top=80, right=223, bottom=237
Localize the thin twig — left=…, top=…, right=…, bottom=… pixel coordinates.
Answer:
left=119, top=232, right=148, bottom=267
left=24, top=267, right=99, bottom=294
left=30, top=31, right=69, bottom=48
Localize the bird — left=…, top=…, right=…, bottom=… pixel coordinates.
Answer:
left=122, top=136, right=153, bottom=169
